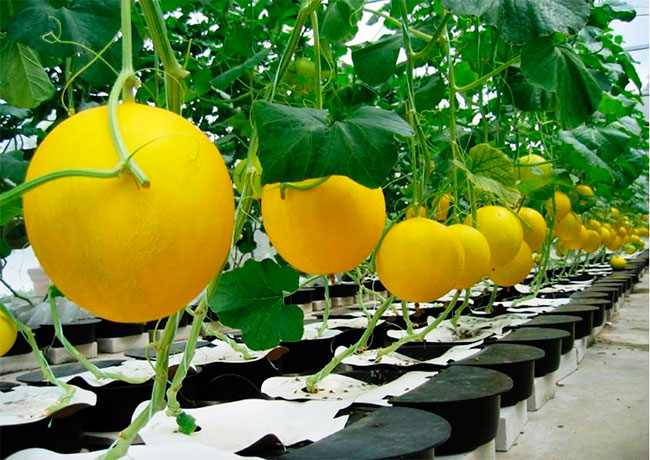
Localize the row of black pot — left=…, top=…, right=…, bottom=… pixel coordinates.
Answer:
left=1, top=251, right=647, bottom=459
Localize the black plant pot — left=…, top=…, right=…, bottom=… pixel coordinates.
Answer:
left=37, top=319, right=101, bottom=348
left=96, top=320, right=145, bottom=338
left=281, top=406, right=451, bottom=460
left=17, top=360, right=201, bottom=432
left=512, top=315, right=582, bottom=354
left=545, top=304, right=598, bottom=338
left=279, top=334, right=339, bottom=375
left=3, top=326, right=46, bottom=356
left=496, top=327, right=568, bottom=377
left=568, top=299, right=610, bottom=327
left=571, top=289, right=615, bottom=305
left=392, top=365, right=513, bottom=456
left=0, top=400, right=90, bottom=458
left=453, top=343, right=544, bottom=407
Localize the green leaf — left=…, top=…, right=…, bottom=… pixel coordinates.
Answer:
left=441, top=0, right=590, bottom=43
left=0, top=38, right=55, bottom=109
left=351, top=34, right=402, bottom=86
left=521, top=36, right=602, bottom=128
left=320, top=0, right=363, bottom=43
left=454, top=61, right=478, bottom=89
left=0, top=150, right=29, bottom=185
left=504, top=68, right=553, bottom=112
left=6, top=0, right=121, bottom=58
left=0, top=200, right=22, bottom=227
left=253, top=100, right=413, bottom=188
left=559, top=130, right=615, bottom=182
left=455, top=144, right=520, bottom=204
left=413, top=75, right=446, bottom=111
left=589, top=1, right=636, bottom=28
left=468, top=143, right=516, bottom=187
left=209, top=259, right=304, bottom=351
left=212, top=49, right=270, bottom=90
left=598, top=93, right=634, bottom=118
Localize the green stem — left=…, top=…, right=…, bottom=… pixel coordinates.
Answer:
left=201, top=322, right=251, bottom=360
left=0, top=302, right=75, bottom=414
left=305, top=296, right=394, bottom=393
left=485, top=283, right=499, bottom=314
left=445, top=28, right=461, bottom=223
left=455, top=56, right=520, bottom=93
left=317, top=279, right=332, bottom=337
left=412, top=13, right=451, bottom=61
left=361, top=7, right=432, bottom=40
left=0, top=166, right=122, bottom=207
left=280, top=176, right=330, bottom=199
left=139, top=0, right=190, bottom=113
left=48, top=291, right=149, bottom=384
left=101, top=312, right=179, bottom=460
left=298, top=274, right=321, bottom=289
left=310, top=10, right=322, bottom=110
left=377, top=291, right=461, bottom=359
left=451, top=289, right=472, bottom=326
left=401, top=300, right=414, bottom=335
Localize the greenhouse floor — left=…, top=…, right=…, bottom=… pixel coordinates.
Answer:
left=498, top=273, right=649, bottom=460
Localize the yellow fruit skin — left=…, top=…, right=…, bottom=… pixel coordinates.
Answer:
left=610, top=207, right=620, bottom=215
left=448, top=224, right=491, bottom=289
left=606, top=236, right=622, bottom=251
left=0, top=311, right=17, bottom=356
left=489, top=242, right=533, bottom=287
left=564, top=225, right=587, bottom=250
left=576, top=185, right=594, bottom=197
left=518, top=207, right=547, bottom=251
left=586, top=218, right=600, bottom=230
left=638, top=227, right=649, bottom=238
left=546, top=191, right=571, bottom=221
left=23, top=104, right=235, bottom=323
left=556, top=240, right=567, bottom=256
left=554, top=212, right=582, bottom=242
left=434, top=194, right=452, bottom=221
left=583, top=229, right=601, bottom=254
left=624, top=245, right=636, bottom=255
left=406, top=205, right=427, bottom=219
left=464, top=206, right=523, bottom=268
left=517, top=154, right=551, bottom=181
left=610, top=256, right=627, bottom=270
left=376, top=218, right=464, bottom=302
left=261, top=175, right=385, bottom=275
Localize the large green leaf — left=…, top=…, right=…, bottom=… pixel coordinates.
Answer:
left=589, top=1, right=636, bottom=28
left=252, top=101, right=413, bottom=188
left=521, top=36, right=602, bottom=128
left=351, top=34, right=402, bottom=86
left=320, top=0, right=363, bottom=43
left=504, top=68, right=553, bottom=112
left=456, top=143, right=520, bottom=203
left=559, top=130, right=615, bottom=182
left=0, top=38, right=54, bottom=109
left=6, top=0, right=120, bottom=58
left=441, top=0, right=590, bottom=43
left=209, top=258, right=304, bottom=351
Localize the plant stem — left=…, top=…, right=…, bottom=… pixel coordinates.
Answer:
left=305, top=296, right=394, bottom=392
left=361, top=7, right=432, bottom=40
left=108, top=0, right=149, bottom=187
left=451, top=289, right=471, bottom=325
left=0, top=166, right=122, bottom=207
left=310, top=10, right=322, bottom=110
left=101, top=312, right=179, bottom=460
left=317, top=279, right=331, bottom=337
left=0, top=301, right=75, bottom=414
left=455, top=56, right=520, bottom=93
left=412, top=13, right=451, bottom=61
left=401, top=300, right=414, bottom=335
left=139, top=0, right=190, bottom=113
left=377, top=291, right=460, bottom=359
left=445, top=27, right=461, bottom=223
left=47, top=292, right=150, bottom=384
left=485, top=283, right=499, bottom=314
left=201, top=321, right=251, bottom=360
